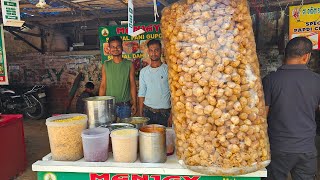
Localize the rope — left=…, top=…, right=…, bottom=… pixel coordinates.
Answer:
left=153, top=0, right=159, bottom=22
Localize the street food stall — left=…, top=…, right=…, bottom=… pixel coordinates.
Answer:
left=33, top=0, right=271, bottom=179
left=32, top=113, right=267, bottom=180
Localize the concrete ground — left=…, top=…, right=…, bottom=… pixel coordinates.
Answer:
left=13, top=119, right=320, bottom=180
left=14, top=119, right=50, bottom=180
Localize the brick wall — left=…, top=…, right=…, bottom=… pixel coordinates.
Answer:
left=7, top=51, right=102, bottom=114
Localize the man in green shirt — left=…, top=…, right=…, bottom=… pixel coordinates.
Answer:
left=99, top=36, right=137, bottom=119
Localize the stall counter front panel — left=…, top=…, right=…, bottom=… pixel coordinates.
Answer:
left=33, top=154, right=267, bottom=180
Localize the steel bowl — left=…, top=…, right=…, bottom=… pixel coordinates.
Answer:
left=99, top=123, right=135, bottom=131
left=120, top=117, right=150, bottom=129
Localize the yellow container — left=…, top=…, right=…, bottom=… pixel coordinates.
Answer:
left=46, top=114, right=88, bottom=161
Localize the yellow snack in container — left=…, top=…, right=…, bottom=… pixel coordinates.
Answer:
left=46, top=114, right=88, bottom=161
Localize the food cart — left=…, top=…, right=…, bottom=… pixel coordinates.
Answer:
left=32, top=109, right=269, bottom=180
left=32, top=153, right=267, bottom=180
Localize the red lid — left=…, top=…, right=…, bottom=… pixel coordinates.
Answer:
left=0, top=114, right=23, bottom=127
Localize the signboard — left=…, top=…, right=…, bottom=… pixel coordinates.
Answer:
left=1, top=0, right=24, bottom=27
left=0, top=25, right=8, bottom=85
left=289, top=3, right=320, bottom=50
left=38, top=172, right=260, bottom=180
left=98, top=22, right=161, bottom=71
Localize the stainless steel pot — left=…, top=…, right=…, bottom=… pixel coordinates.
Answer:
left=84, top=96, right=115, bottom=128
left=139, top=124, right=166, bottom=163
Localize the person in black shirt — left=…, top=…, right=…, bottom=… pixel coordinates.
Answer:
left=76, top=82, right=95, bottom=113
left=263, top=37, right=319, bottom=180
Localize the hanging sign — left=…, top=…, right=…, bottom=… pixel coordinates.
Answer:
left=0, top=25, right=9, bottom=85
left=289, top=3, right=320, bottom=50
left=1, top=0, right=25, bottom=27
left=128, top=0, right=134, bottom=35
left=127, top=0, right=145, bottom=37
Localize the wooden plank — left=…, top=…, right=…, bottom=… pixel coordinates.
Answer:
left=250, top=0, right=317, bottom=8
left=117, top=0, right=128, bottom=6
left=27, top=7, right=154, bottom=24
left=71, top=0, right=92, bottom=3
left=158, top=0, right=169, bottom=6
left=24, top=8, right=73, bottom=13
left=249, top=0, right=319, bottom=13
left=6, top=29, right=43, bottom=53
left=20, top=4, right=37, bottom=8
left=54, top=0, right=89, bottom=11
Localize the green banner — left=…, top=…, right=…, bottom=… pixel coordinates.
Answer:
left=4, top=1, right=16, bottom=6
left=0, top=24, right=8, bottom=85
left=98, top=22, right=161, bottom=72
left=38, top=172, right=260, bottom=180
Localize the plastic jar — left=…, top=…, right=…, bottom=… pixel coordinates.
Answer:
left=82, top=128, right=110, bottom=162
left=111, top=128, right=138, bottom=163
left=46, top=114, right=88, bottom=161
left=166, top=128, right=175, bottom=156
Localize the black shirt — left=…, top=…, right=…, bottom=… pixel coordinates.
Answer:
left=262, top=64, right=320, bottom=153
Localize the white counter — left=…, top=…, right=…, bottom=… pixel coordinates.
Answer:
left=32, top=153, right=267, bottom=177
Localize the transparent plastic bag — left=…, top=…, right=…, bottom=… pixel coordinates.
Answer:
left=161, top=0, right=270, bottom=175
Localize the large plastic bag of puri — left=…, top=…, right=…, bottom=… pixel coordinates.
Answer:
left=161, top=0, right=270, bottom=176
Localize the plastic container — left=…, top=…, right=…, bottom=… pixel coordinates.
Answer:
left=82, top=128, right=110, bottom=162
left=111, top=128, right=138, bottom=163
left=46, top=114, right=88, bottom=161
left=100, top=123, right=135, bottom=152
left=166, top=128, right=175, bottom=156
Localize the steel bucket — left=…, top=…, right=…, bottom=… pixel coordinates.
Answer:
left=139, top=124, right=167, bottom=163
left=84, top=96, right=115, bottom=128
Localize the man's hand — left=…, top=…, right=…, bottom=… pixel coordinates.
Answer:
left=138, top=97, right=145, bottom=117
left=129, top=63, right=137, bottom=115
left=99, top=64, right=106, bottom=96
left=131, top=104, right=137, bottom=115
left=138, top=109, right=144, bottom=117
left=168, top=113, right=173, bottom=127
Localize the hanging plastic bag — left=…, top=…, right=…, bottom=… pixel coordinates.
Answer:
left=161, top=0, right=270, bottom=175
